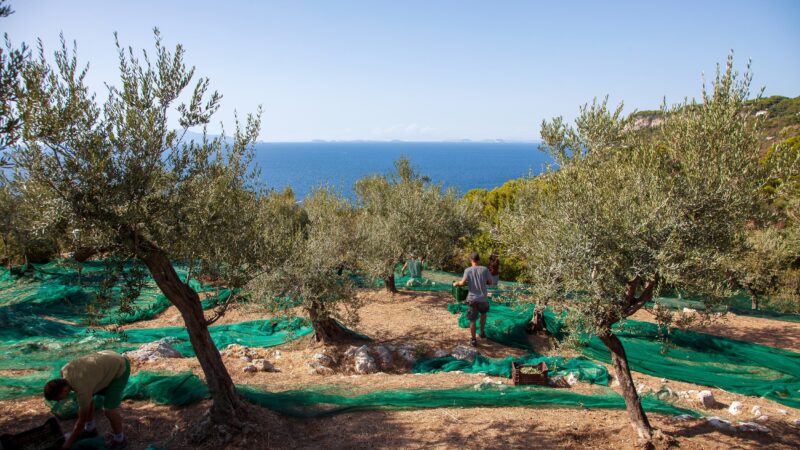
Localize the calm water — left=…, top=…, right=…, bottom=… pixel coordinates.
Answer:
left=254, top=142, right=550, bottom=199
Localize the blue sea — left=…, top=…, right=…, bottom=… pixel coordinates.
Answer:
left=253, top=142, right=551, bottom=199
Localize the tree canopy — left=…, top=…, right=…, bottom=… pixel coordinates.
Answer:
left=355, top=157, right=478, bottom=291
left=11, top=29, right=263, bottom=428
left=499, top=55, right=793, bottom=446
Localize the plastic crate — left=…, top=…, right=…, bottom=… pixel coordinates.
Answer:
left=452, top=285, right=468, bottom=302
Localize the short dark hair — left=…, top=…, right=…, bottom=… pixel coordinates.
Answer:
left=470, top=252, right=480, bottom=262
left=44, top=379, right=69, bottom=401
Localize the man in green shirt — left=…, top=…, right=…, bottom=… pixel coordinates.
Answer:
left=401, top=254, right=429, bottom=287
left=44, top=350, right=130, bottom=450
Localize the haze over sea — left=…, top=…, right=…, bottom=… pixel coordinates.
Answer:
left=254, top=142, right=550, bottom=199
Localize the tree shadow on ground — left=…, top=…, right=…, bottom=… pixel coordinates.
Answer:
left=697, top=321, right=800, bottom=352
left=665, top=418, right=800, bottom=448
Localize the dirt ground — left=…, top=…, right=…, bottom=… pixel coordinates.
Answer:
left=1, top=289, right=799, bottom=449
left=631, top=308, right=800, bottom=353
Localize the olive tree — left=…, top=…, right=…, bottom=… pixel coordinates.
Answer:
left=499, top=56, right=786, bottom=446
left=356, top=157, right=478, bottom=292
left=1, top=3, right=27, bottom=172
left=0, top=178, right=67, bottom=265
left=248, top=187, right=363, bottom=343
left=12, top=31, right=263, bottom=428
left=731, top=227, right=799, bottom=310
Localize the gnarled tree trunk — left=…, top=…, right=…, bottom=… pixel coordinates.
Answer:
left=128, top=232, right=245, bottom=426
left=526, top=306, right=548, bottom=334
left=747, top=289, right=759, bottom=310
left=308, top=301, right=350, bottom=343
left=384, top=273, right=398, bottom=293
left=599, top=333, right=653, bottom=449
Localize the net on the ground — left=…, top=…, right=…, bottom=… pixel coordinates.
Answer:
left=413, top=354, right=609, bottom=385
left=445, top=299, right=800, bottom=408
left=51, top=370, right=696, bottom=419
left=0, top=261, right=313, bottom=401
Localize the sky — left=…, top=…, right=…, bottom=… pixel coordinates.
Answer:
left=3, top=0, right=799, bottom=142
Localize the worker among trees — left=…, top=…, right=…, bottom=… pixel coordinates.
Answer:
left=400, top=254, right=428, bottom=287
left=43, top=351, right=130, bottom=450
left=488, top=252, right=500, bottom=286
left=453, top=252, right=494, bottom=346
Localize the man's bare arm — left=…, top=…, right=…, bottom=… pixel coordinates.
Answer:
left=63, top=400, right=93, bottom=449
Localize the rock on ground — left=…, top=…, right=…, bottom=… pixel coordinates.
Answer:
left=354, top=348, right=378, bottom=374
left=124, top=339, right=182, bottom=362
left=671, top=414, right=695, bottom=422
left=451, top=345, right=479, bottom=363
left=697, top=390, right=715, bottom=408
left=706, top=417, right=735, bottom=432
left=375, top=345, right=393, bottom=367
left=251, top=359, right=276, bottom=372
left=396, top=345, right=417, bottom=365
left=433, top=349, right=450, bottom=358
left=738, top=422, right=770, bottom=433
left=307, top=362, right=334, bottom=375
left=312, top=353, right=336, bottom=367
left=728, top=401, right=742, bottom=415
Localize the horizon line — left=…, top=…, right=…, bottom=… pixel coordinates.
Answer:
left=254, top=139, right=543, bottom=144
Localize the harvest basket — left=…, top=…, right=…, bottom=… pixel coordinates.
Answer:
left=0, top=417, right=64, bottom=450
left=511, top=361, right=549, bottom=386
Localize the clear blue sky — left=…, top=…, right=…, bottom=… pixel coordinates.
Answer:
left=4, top=0, right=799, bottom=142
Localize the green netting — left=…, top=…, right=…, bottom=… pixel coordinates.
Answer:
left=574, top=318, right=800, bottom=408
left=446, top=301, right=800, bottom=408
left=0, top=318, right=312, bottom=400
left=239, top=384, right=694, bottom=418
left=413, top=354, right=609, bottom=385
left=0, top=260, right=233, bottom=326
left=447, top=301, right=535, bottom=349
left=53, top=370, right=695, bottom=419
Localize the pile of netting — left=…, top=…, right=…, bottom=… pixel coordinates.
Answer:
left=0, top=261, right=313, bottom=401
left=48, top=370, right=696, bottom=421
left=445, top=298, right=800, bottom=408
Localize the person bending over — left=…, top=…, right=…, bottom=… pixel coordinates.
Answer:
left=44, top=350, right=130, bottom=450
left=453, top=252, right=493, bottom=346
left=401, top=254, right=428, bottom=287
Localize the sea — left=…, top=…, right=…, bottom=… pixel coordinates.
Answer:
left=253, top=141, right=551, bottom=199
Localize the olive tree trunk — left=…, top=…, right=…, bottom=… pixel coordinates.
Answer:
left=308, top=301, right=350, bottom=343
left=384, top=273, right=398, bottom=293
left=527, top=306, right=547, bottom=333
left=127, top=231, right=245, bottom=425
left=599, top=333, right=654, bottom=448
left=747, top=289, right=759, bottom=310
